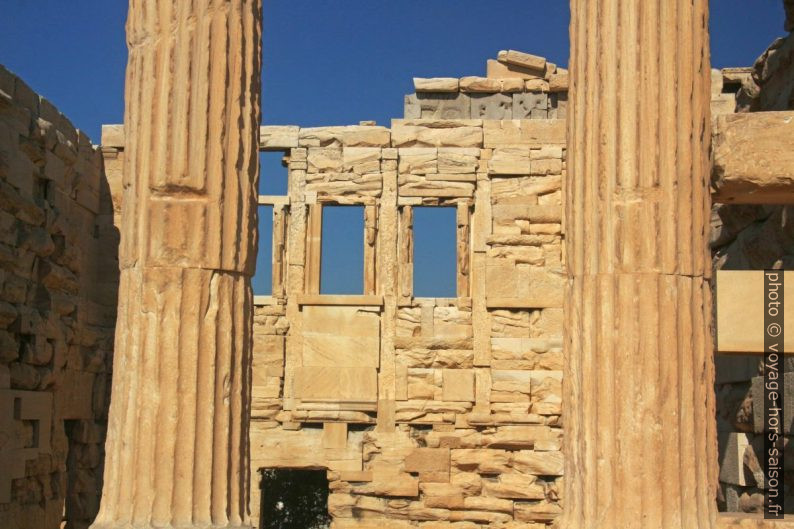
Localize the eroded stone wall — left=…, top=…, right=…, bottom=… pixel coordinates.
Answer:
left=0, top=65, right=119, bottom=529
left=249, top=50, right=567, bottom=529
left=712, top=29, right=794, bottom=514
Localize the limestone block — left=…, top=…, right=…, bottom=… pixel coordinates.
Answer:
left=343, top=147, right=381, bottom=174
left=490, top=175, right=561, bottom=205
left=398, top=175, right=475, bottom=198
left=483, top=120, right=566, bottom=147
left=437, top=148, right=479, bottom=174
left=251, top=427, right=365, bottom=470
left=712, top=112, right=794, bottom=204
left=524, top=79, right=550, bottom=92
left=451, top=449, right=511, bottom=474
left=483, top=474, right=546, bottom=500
left=549, top=93, right=568, bottom=120
left=404, top=448, right=451, bottom=473
left=492, top=205, right=562, bottom=224
left=514, top=501, right=562, bottom=522
left=489, top=148, right=531, bottom=175
left=302, top=306, right=380, bottom=367
left=497, top=50, right=547, bottom=73
left=711, top=68, right=724, bottom=96
left=459, top=77, right=502, bottom=93
left=711, top=93, right=737, bottom=117
left=295, top=366, right=378, bottom=403
left=299, top=125, right=391, bottom=147
left=414, top=78, right=460, bottom=93
left=716, top=270, right=794, bottom=352
left=513, top=93, right=549, bottom=120
left=487, top=59, right=543, bottom=80
left=484, top=425, right=561, bottom=450
left=398, top=148, right=438, bottom=174
left=500, top=79, right=526, bottom=93
left=442, top=370, right=475, bottom=402
left=392, top=120, right=483, bottom=148
left=512, top=450, right=563, bottom=476
left=260, top=125, right=300, bottom=149
left=100, top=124, right=124, bottom=148
left=462, top=496, right=514, bottom=513
left=548, top=73, right=569, bottom=92
left=353, top=472, right=420, bottom=497
left=404, top=93, right=471, bottom=120
left=469, top=94, right=512, bottom=120
left=308, top=147, right=343, bottom=172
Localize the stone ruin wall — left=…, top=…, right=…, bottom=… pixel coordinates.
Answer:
left=249, top=50, right=568, bottom=529
left=711, top=29, right=794, bottom=514
left=0, top=65, right=119, bottom=529
left=1, top=36, right=791, bottom=528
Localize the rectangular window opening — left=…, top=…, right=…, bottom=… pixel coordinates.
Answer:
left=258, top=468, right=330, bottom=529
left=413, top=206, right=457, bottom=298
left=259, top=151, right=288, bottom=196
left=253, top=205, right=274, bottom=296
left=320, top=205, right=364, bottom=295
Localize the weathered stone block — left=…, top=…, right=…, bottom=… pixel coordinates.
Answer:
left=260, top=125, right=300, bottom=149
left=459, top=77, right=502, bottom=93
left=392, top=120, right=483, bottom=148
left=442, top=369, right=475, bottom=402
left=513, top=93, right=549, bottom=120
left=404, top=93, right=471, bottom=120
left=404, top=448, right=451, bottom=473
left=497, top=50, right=547, bottom=73
left=470, top=94, right=512, bottom=120
left=414, top=78, right=459, bottom=93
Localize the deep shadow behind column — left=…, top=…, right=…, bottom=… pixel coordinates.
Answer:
left=561, top=2, right=717, bottom=528
left=90, top=1, right=262, bottom=528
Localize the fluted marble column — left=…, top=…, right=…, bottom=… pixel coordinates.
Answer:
left=91, top=1, right=261, bottom=528
left=561, top=2, right=717, bottom=529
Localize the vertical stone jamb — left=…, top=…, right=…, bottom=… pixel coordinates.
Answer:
left=91, top=1, right=262, bottom=528
left=562, top=1, right=716, bottom=528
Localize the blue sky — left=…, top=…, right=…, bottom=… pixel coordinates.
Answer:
left=0, top=1, right=787, bottom=295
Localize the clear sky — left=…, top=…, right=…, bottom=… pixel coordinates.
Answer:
left=0, top=1, right=788, bottom=295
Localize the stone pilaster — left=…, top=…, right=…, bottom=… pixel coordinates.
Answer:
left=91, top=1, right=262, bottom=528
left=561, top=1, right=717, bottom=528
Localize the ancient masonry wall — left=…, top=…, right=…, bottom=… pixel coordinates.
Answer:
left=251, top=51, right=568, bottom=529
left=0, top=65, right=119, bottom=529
left=711, top=30, right=794, bottom=514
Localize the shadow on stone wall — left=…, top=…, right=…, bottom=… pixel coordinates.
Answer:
left=0, top=64, right=120, bottom=529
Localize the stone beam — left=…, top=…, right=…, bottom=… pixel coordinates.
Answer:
left=90, top=1, right=262, bottom=528
left=711, top=111, right=794, bottom=204
left=562, top=2, right=717, bottom=529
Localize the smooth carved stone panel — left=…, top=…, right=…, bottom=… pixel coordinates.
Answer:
left=295, top=366, right=378, bottom=403
left=301, top=306, right=381, bottom=367
left=716, top=270, right=794, bottom=353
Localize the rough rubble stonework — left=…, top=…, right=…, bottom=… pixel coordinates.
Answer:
left=711, top=28, right=794, bottom=515
left=248, top=50, right=568, bottom=528
left=0, top=65, right=119, bottom=529
left=2, top=3, right=794, bottom=528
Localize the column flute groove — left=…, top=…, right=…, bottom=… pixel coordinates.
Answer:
left=561, top=1, right=716, bottom=528
left=91, top=1, right=262, bottom=528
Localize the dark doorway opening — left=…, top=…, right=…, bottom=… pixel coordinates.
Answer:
left=259, top=469, right=331, bottom=529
